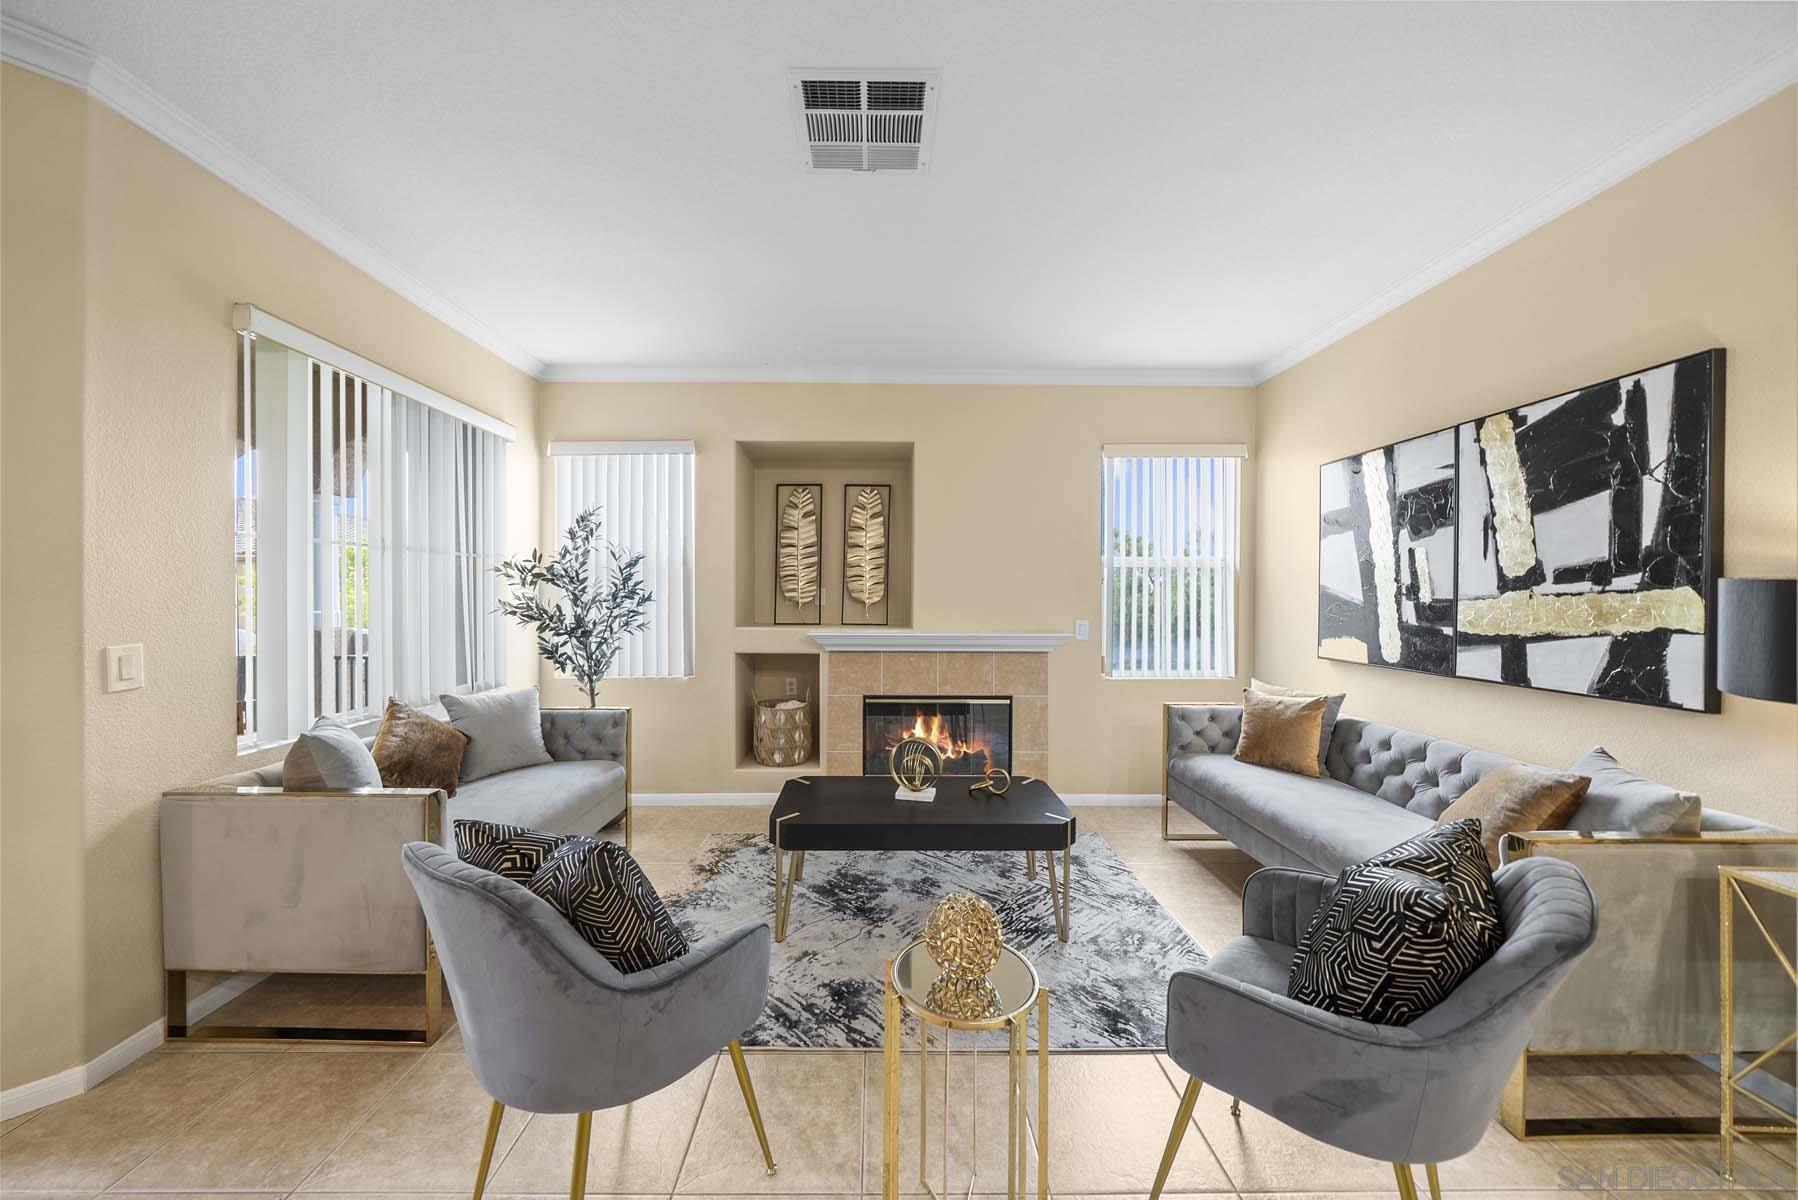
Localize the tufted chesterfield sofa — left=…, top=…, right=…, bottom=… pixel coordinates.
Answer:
left=159, top=703, right=629, bottom=1045
left=1162, top=702, right=1794, bottom=1136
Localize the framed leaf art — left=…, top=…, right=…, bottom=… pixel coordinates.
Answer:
left=843, top=482, right=890, bottom=626
left=774, top=482, right=823, bottom=625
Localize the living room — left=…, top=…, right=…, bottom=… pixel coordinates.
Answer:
left=2, top=3, right=1794, bottom=1197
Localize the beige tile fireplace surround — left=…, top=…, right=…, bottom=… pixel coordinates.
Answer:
left=822, top=649, right=1051, bottom=780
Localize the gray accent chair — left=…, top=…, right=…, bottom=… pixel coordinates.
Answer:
left=400, top=841, right=778, bottom=1195
left=1150, top=856, right=1597, bottom=1200
left=160, top=704, right=629, bottom=1045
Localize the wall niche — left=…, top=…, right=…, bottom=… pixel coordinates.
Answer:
left=733, top=441, right=914, bottom=628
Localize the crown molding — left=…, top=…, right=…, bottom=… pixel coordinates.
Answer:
left=1253, top=44, right=1798, bottom=385
left=0, top=14, right=545, bottom=380
left=537, top=362, right=1260, bottom=387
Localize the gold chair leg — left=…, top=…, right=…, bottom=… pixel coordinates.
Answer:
left=1424, top=1163, right=1441, bottom=1200
left=1229, top=1096, right=1241, bottom=1118
left=1026, top=849, right=1037, bottom=879
left=569, top=1111, right=592, bottom=1199
left=472, top=1100, right=504, bottom=1200
left=728, top=1039, right=778, bottom=1175
left=1150, top=1077, right=1202, bottom=1200
left=1392, top=1162, right=1419, bottom=1200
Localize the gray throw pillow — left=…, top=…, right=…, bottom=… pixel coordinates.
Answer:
left=1565, top=746, right=1701, bottom=834
left=441, top=687, right=553, bottom=782
left=283, top=717, right=382, bottom=790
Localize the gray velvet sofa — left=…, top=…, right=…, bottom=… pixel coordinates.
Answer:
left=1162, top=702, right=1795, bottom=1136
left=159, top=703, right=630, bottom=1044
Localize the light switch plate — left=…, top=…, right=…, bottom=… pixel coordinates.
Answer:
left=104, top=644, right=145, bottom=693
left=1074, top=619, right=1090, bottom=641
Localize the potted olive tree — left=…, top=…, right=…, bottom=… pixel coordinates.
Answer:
left=496, top=506, right=653, bottom=707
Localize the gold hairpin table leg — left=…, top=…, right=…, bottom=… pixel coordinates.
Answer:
left=1037, top=987, right=1049, bottom=1200
left=1026, top=850, right=1037, bottom=880
left=883, top=963, right=901, bottom=1200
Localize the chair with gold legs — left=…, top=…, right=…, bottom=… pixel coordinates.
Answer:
left=401, top=842, right=778, bottom=1196
left=1149, top=858, right=1596, bottom=1200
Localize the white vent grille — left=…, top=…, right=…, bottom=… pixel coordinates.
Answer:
left=789, top=70, right=939, bottom=173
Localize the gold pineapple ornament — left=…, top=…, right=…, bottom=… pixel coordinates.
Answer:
left=923, top=891, right=1003, bottom=982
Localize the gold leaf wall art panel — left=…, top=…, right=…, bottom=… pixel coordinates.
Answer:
left=777, top=485, right=820, bottom=606
left=845, top=485, right=888, bottom=611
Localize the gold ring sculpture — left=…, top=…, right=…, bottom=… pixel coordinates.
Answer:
left=969, top=766, right=1012, bottom=795
left=889, top=735, right=943, bottom=794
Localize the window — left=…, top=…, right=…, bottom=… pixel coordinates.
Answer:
left=1101, top=445, right=1242, bottom=678
left=550, top=441, right=696, bottom=678
left=235, top=307, right=513, bottom=746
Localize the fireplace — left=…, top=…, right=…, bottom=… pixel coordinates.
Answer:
left=862, top=696, right=1012, bottom=776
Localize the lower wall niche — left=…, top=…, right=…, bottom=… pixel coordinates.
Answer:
left=734, top=652, right=821, bottom=771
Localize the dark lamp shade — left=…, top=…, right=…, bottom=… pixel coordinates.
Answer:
left=1716, top=578, right=1796, bottom=703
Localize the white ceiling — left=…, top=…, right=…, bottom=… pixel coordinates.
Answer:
left=5, top=2, right=1794, bottom=382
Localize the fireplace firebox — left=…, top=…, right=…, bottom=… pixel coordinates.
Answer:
left=861, top=696, right=1012, bottom=777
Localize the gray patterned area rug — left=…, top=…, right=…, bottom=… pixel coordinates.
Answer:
left=663, top=832, right=1207, bottom=1051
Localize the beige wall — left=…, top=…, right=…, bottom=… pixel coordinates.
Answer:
left=1, top=66, right=92, bottom=1090
left=538, top=382, right=1258, bottom=795
left=1254, top=89, right=1798, bottom=829
left=0, top=63, right=542, bottom=1089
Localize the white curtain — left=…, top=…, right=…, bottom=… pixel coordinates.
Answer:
left=368, top=394, right=507, bottom=708
left=551, top=444, right=695, bottom=678
left=1101, top=451, right=1241, bottom=678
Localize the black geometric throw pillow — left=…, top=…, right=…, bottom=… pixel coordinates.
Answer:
left=453, top=819, right=569, bottom=882
left=525, top=836, right=689, bottom=974
left=1285, top=819, right=1504, bottom=1025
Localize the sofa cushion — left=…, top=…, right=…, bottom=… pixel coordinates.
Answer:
left=1325, top=718, right=1519, bottom=817
left=443, top=686, right=554, bottom=782
left=444, top=760, right=626, bottom=845
left=1363, top=818, right=1506, bottom=938
left=1235, top=689, right=1329, bottom=778
left=1170, top=753, right=1433, bottom=872
left=1565, top=746, right=1701, bottom=834
left=283, top=717, right=382, bottom=790
left=1436, top=764, right=1590, bottom=867
left=373, top=699, right=469, bottom=795
left=1250, top=678, right=1345, bottom=774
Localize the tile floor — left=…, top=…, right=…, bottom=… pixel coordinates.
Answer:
left=2, top=806, right=1792, bottom=1199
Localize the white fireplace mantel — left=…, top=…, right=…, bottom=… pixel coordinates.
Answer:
left=807, top=630, right=1073, bottom=653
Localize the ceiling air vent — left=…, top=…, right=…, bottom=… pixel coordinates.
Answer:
left=788, top=69, right=940, bottom=173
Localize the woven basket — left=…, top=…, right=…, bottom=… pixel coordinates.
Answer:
left=751, top=692, right=813, bottom=767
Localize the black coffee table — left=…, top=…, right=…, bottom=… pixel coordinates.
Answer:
left=766, top=774, right=1077, bottom=943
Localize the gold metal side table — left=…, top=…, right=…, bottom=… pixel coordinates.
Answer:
left=882, top=940, right=1048, bottom=1200
left=1718, top=866, right=1797, bottom=1178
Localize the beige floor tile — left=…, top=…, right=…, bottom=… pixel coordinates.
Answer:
left=115, top=1051, right=419, bottom=1190
left=486, top=1056, right=716, bottom=1194
left=1431, top=1124, right=1577, bottom=1190
left=860, top=1030, right=1041, bottom=1195
left=0, top=1113, right=40, bottom=1134
left=103, top=1193, right=286, bottom=1199
left=297, top=1052, right=529, bottom=1192
left=153, top=1038, right=294, bottom=1053
left=1552, top=1134, right=1794, bottom=1192
left=677, top=1051, right=862, bottom=1194
left=1179, top=1065, right=1392, bottom=1193
left=0, top=1052, right=268, bottom=1191
left=1024, top=1053, right=1233, bottom=1193
left=0, top=1191, right=102, bottom=1199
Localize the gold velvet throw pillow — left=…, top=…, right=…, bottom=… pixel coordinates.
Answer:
left=372, top=699, right=470, bottom=796
left=1233, top=688, right=1329, bottom=778
left=1435, top=764, right=1591, bottom=867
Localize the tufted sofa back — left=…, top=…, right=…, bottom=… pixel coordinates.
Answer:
left=1324, top=717, right=1521, bottom=819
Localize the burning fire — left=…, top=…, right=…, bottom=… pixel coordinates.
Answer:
left=899, top=710, right=991, bottom=763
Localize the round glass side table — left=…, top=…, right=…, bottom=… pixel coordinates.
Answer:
left=881, top=939, right=1048, bottom=1200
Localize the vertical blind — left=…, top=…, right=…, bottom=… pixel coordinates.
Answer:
left=1101, top=448, right=1242, bottom=678
left=551, top=442, right=696, bottom=678
left=237, top=328, right=509, bottom=745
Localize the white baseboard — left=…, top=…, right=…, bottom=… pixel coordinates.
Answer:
left=635, top=791, right=1162, bottom=806
left=0, top=970, right=267, bottom=1121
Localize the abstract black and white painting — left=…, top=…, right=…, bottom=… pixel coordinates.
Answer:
left=1318, top=428, right=1459, bottom=675
left=1454, top=351, right=1721, bottom=711
left=1317, top=348, right=1722, bottom=712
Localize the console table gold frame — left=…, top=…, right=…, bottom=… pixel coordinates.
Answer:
left=1718, top=866, right=1796, bottom=1178
left=882, top=942, right=1048, bottom=1200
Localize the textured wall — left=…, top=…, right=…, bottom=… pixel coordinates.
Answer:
left=0, top=63, right=543, bottom=1090
left=536, top=381, right=1258, bottom=796
left=1, top=65, right=91, bottom=1091
left=1254, top=89, right=1797, bottom=828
